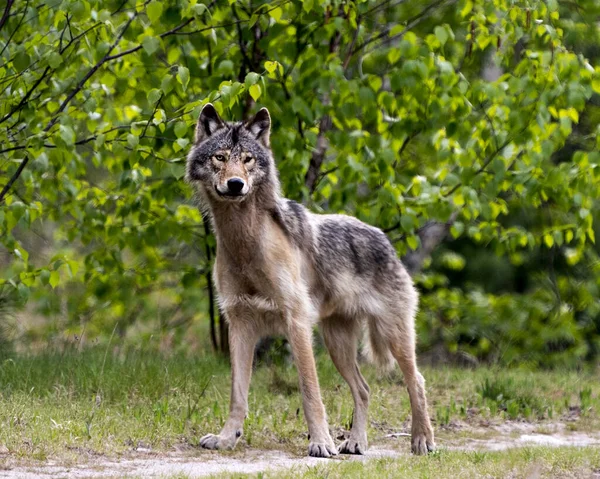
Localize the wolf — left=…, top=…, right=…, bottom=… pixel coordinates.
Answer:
left=185, top=104, right=435, bottom=458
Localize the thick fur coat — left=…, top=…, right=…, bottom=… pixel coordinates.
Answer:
left=185, top=104, right=434, bottom=457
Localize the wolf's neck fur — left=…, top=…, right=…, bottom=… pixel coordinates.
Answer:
left=205, top=183, right=281, bottom=264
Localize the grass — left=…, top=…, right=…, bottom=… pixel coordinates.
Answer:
left=0, top=345, right=598, bottom=473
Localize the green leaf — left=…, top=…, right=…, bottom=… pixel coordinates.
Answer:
left=218, top=60, right=234, bottom=75
left=147, top=1, right=163, bottom=23
left=13, top=51, right=30, bottom=71
left=174, top=121, right=188, bottom=138
left=17, top=283, right=29, bottom=302
left=59, top=125, right=75, bottom=145
left=388, top=49, right=401, bottom=64
left=49, top=271, right=60, bottom=289
left=40, top=269, right=50, bottom=286
left=147, top=88, right=162, bottom=104
left=434, top=26, right=449, bottom=45
left=67, top=260, right=79, bottom=277
left=48, top=52, right=63, bottom=69
left=269, top=6, right=283, bottom=22
left=400, top=215, right=414, bottom=232
left=176, top=138, right=189, bottom=150
left=407, top=235, right=419, bottom=250
left=177, top=66, right=190, bottom=91
left=264, top=61, right=277, bottom=73
left=249, top=84, right=262, bottom=101
left=71, top=1, right=86, bottom=19
left=142, top=36, right=161, bottom=55
left=127, top=134, right=139, bottom=148
left=460, top=0, right=473, bottom=17
left=245, top=72, right=260, bottom=87
left=450, top=222, right=464, bottom=239
left=565, top=230, right=574, bottom=243
left=14, top=246, right=29, bottom=263
left=264, top=60, right=282, bottom=77
left=161, top=74, right=174, bottom=94
left=453, top=193, right=465, bottom=207
left=194, top=4, right=208, bottom=16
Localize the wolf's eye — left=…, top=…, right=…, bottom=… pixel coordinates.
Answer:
left=214, top=154, right=225, bottom=162
left=244, top=156, right=254, bottom=164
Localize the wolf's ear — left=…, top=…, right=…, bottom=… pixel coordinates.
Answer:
left=244, top=107, right=271, bottom=147
left=195, top=103, right=225, bottom=143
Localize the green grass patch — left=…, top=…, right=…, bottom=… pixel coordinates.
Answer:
left=0, top=347, right=598, bottom=462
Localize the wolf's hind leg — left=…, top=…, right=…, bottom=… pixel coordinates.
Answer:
left=388, top=319, right=435, bottom=455
left=321, top=316, right=370, bottom=455
left=200, top=317, right=258, bottom=451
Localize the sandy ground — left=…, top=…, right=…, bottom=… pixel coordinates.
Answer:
left=1, top=423, right=599, bottom=479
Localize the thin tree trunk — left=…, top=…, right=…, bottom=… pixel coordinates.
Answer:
left=202, top=216, right=218, bottom=353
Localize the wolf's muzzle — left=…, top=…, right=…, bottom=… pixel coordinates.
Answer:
left=216, top=177, right=247, bottom=198
left=227, top=178, right=245, bottom=194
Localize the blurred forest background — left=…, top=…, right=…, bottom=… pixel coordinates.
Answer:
left=1, top=0, right=599, bottom=368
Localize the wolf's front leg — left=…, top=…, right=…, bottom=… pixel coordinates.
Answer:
left=287, top=318, right=337, bottom=458
left=200, top=319, right=258, bottom=451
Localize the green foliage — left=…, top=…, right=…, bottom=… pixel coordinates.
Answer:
left=1, top=0, right=599, bottom=364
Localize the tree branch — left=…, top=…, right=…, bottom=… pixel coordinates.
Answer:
left=141, top=92, right=163, bottom=139
left=401, top=211, right=459, bottom=275
left=0, top=145, right=27, bottom=154
left=343, top=17, right=361, bottom=70
left=392, top=129, right=422, bottom=169
left=0, top=0, right=14, bottom=32
left=0, top=155, right=29, bottom=204
left=59, top=23, right=102, bottom=54
left=201, top=214, right=218, bottom=353
left=304, top=114, right=332, bottom=193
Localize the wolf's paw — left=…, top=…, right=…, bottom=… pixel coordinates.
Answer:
left=199, top=433, right=237, bottom=451
left=308, top=441, right=338, bottom=458
left=339, top=437, right=367, bottom=455
left=411, top=430, right=435, bottom=455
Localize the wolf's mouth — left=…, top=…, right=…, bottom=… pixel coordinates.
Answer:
left=215, top=187, right=246, bottom=199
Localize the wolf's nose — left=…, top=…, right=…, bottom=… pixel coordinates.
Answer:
left=227, top=178, right=245, bottom=194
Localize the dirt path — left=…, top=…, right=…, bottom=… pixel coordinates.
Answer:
left=1, top=424, right=599, bottom=479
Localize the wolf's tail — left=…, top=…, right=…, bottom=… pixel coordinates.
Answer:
left=363, top=322, right=396, bottom=371
left=363, top=274, right=419, bottom=372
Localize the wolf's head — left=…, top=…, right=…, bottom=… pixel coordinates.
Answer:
left=186, top=104, right=278, bottom=203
